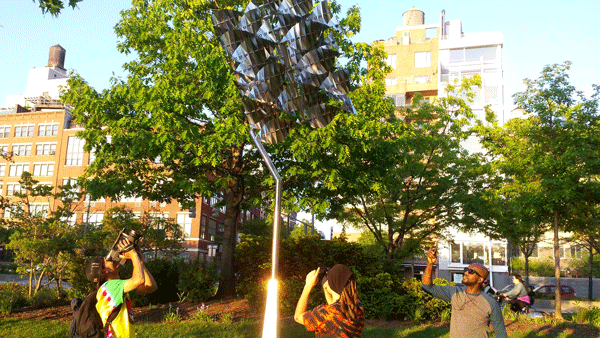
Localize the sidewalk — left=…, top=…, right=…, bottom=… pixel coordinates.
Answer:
left=0, top=273, right=71, bottom=289
left=531, top=299, right=600, bottom=314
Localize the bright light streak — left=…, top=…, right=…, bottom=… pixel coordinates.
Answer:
left=262, top=278, right=279, bottom=338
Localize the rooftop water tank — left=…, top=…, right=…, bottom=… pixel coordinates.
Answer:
left=47, top=44, right=66, bottom=70
left=402, top=6, right=424, bottom=27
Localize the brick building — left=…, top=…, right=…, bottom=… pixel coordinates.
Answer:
left=1, top=45, right=263, bottom=262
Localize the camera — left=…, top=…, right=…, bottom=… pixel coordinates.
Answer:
left=105, top=228, right=142, bottom=265
left=317, top=266, right=330, bottom=282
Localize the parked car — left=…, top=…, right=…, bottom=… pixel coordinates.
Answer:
left=533, top=284, right=576, bottom=298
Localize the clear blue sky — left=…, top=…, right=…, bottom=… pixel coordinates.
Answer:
left=1, top=0, right=599, bottom=111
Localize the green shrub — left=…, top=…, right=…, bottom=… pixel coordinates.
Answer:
left=278, top=276, right=326, bottom=317
left=0, top=283, right=28, bottom=314
left=573, top=306, right=600, bottom=327
left=177, top=260, right=219, bottom=303
left=511, top=257, right=555, bottom=277
left=0, top=262, right=18, bottom=274
left=400, top=277, right=452, bottom=321
left=142, top=258, right=180, bottom=305
left=358, top=272, right=403, bottom=320
left=30, top=288, right=63, bottom=308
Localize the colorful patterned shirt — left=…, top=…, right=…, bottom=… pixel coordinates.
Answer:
left=96, top=279, right=134, bottom=338
left=301, top=301, right=365, bottom=338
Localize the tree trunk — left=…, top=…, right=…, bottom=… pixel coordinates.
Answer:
left=525, top=255, right=530, bottom=287
left=28, top=262, right=34, bottom=298
left=589, top=241, right=593, bottom=300
left=553, top=209, right=563, bottom=319
left=215, top=170, right=243, bottom=299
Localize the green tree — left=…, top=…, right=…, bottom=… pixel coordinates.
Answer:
left=478, top=61, right=600, bottom=318
left=34, top=0, right=82, bottom=16
left=565, top=178, right=600, bottom=299
left=61, top=0, right=365, bottom=298
left=285, top=66, right=491, bottom=261
left=2, top=173, right=81, bottom=297
left=481, top=187, right=549, bottom=286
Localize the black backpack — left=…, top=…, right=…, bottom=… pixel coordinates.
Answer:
left=70, top=291, right=120, bottom=338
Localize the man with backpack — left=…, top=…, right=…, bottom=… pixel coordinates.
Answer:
left=72, top=237, right=157, bottom=338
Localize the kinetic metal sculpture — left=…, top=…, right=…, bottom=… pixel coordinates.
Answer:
left=212, top=1, right=355, bottom=336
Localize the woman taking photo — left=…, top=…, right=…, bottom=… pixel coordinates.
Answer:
left=294, top=264, right=364, bottom=337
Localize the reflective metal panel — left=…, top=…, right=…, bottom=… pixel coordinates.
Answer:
left=212, top=0, right=356, bottom=143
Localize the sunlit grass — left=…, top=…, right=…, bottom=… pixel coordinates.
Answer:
left=1, top=317, right=595, bottom=338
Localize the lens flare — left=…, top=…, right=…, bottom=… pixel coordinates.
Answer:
left=262, top=278, right=279, bottom=338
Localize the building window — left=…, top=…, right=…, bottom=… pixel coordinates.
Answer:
left=61, top=178, right=80, bottom=200
left=462, top=242, right=487, bottom=265
left=33, top=163, right=55, bottom=177
left=61, top=213, right=77, bottom=226
left=38, top=123, right=59, bottom=136
left=0, top=145, right=7, bottom=156
left=65, top=136, right=85, bottom=166
left=451, top=242, right=461, bottom=263
left=385, top=78, right=397, bottom=86
left=14, top=125, right=34, bottom=138
left=386, top=54, right=397, bottom=69
left=492, top=243, right=506, bottom=266
left=9, top=163, right=29, bottom=177
left=3, top=205, right=19, bottom=218
left=201, top=215, right=208, bottom=239
left=0, top=126, right=10, bottom=138
left=84, top=213, right=104, bottom=226
left=208, top=218, right=217, bottom=237
left=117, top=194, right=143, bottom=203
left=36, top=143, right=57, bottom=155
left=484, top=86, right=499, bottom=105
left=29, top=204, right=49, bottom=218
left=12, top=144, right=32, bottom=156
left=414, top=52, right=431, bottom=68
left=177, top=213, right=192, bottom=238
left=570, top=244, right=585, bottom=258
left=450, top=46, right=496, bottom=63
left=6, top=183, right=22, bottom=196
left=386, top=94, right=405, bottom=107
left=414, top=76, right=429, bottom=84
left=0, top=164, right=5, bottom=177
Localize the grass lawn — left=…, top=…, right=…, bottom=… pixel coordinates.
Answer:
left=1, top=317, right=593, bottom=338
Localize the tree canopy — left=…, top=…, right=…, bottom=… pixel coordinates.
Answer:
left=478, top=61, right=600, bottom=318
left=34, top=0, right=82, bottom=16
left=62, top=0, right=371, bottom=298
left=281, top=57, right=493, bottom=261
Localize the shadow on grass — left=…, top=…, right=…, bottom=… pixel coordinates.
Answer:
left=514, top=322, right=600, bottom=338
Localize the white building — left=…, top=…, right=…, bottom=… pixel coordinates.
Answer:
left=438, top=12, right=505, bottom=153
left=436, top=13, right=508, bottom=288
left=5, top=44, right=69, bottom=109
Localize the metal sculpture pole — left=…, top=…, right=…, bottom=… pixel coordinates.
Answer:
left=250, top=129, right=282, bottom=337
left=211, top=1, right=356, bottom=336
left=249, top=129, right=282, bottom=279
